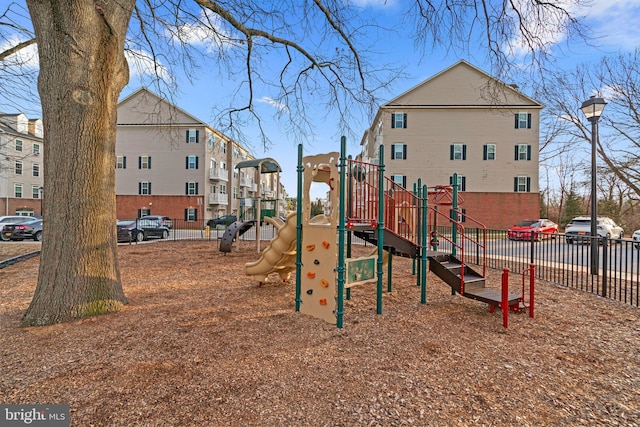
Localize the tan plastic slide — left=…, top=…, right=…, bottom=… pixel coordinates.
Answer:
left=244, top=213, right=297, bottom=283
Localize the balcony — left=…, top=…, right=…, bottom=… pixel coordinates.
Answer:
left=209, top=193, right=229, bottom=205
left=240, top=177, right=252, bottom=188
left=240, top=198, right=253, bottom=208
left=263, top=190, right=275, bottom=199
left=209, top=168, right=229, bottom=181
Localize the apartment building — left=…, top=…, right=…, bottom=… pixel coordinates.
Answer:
left=116, top=88, right=269, bottom=222
left=0, top=113, right=44, bottom=216
left=359, top=61, right=542, bottom=229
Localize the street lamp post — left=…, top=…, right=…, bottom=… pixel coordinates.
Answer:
left=580, top=96, right=607, bottom=276
left=38, top=186, right=44, bottom=216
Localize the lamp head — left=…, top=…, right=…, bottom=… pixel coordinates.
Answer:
left=581, top=96, right=607, bottom=121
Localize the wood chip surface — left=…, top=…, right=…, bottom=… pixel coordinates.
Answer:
left=1, top=240, right=639, bottom=426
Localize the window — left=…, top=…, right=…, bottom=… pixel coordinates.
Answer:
left=138, top=208, right=151, bottom=217
left=14, top=183, right=23, bottom=198
left=139, top=156, right=151, bottom=169
left=391, top=112, right=407, bottom=129
left=391, top=175, right=407, bottom=188
left=233, top=148, right=240, bottom=159
left=515, top=112, right=531, bottom=129
left=391, top=143, right=407, bottom=160
left=449, top=175, right=466, bottom=191
left=514, top=176, right=531, bottom=192
left=450, top=208, right=466, bottom=223
left=208, top=134, right=216, bottom=148
left=116, top=156, right=126, bottom=169
left=483, top=144, right=496, bottom=160
left=515, top=144, right=531, bottom=161
left=138, top=182, right=152, bottom=195
left=32, top=185, right=40, bottom=199
left=219, top=184, right=227, bottom=194
left=186, top=129, right=199, bottom=143
left=15, top=140, right=23, bottom=152
left=220, top=161, right=227, bottom=171
left=32, top=143, right=40, bottom=156
left=186, top=155, right=199, bottom=169
left=450, top=144, right=466, bottom=160
left=32, top=163, right=40, bottom=177
left=185, top=182, right=199, bottom=195
left=233, top=187, right=238, bottom=199
left=185, top=208, right=198, bottom=221
left=221, top=141, right=227, bottom=153
left=15, top=161, right=22, bottom=175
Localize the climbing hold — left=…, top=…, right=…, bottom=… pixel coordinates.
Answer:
left=314, top=259, right=320, bottom=265
left=320, top=279, right=329, bottom=288
left=322, top=241, right=330, bottom=249
left=319, top=299, right=327, bottom=305
left=307, top=272, right=316, bottom=279
left=306, top=244, right=316, bottom=251
left=306, top=289, right=313, bottom=295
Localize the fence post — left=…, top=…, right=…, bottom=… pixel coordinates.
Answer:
left=501, top=268, right=509, bottom=329
left=601, top=236, right=608, bottom=298
left=530, top=230, right=535, bottom=265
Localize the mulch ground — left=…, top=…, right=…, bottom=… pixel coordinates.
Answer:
left=1, top=240, right=639, bottom=426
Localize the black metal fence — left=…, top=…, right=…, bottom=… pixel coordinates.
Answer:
left=433, top=227, right=640, bottom=308
left=142, top=219, right=640, bottom=308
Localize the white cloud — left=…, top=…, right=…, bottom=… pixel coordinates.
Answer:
left=258, top=96, right=289, bottom=112
left=125, top=49, right=169, bottom=80
left=0, top=35, right=39, bottom=68
left=171, top=10, right=240, bottom=53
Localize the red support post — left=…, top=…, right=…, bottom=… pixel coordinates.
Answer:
left=501, top=268, right=509, bottom=329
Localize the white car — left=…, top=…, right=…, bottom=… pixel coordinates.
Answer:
left=565, top=216, right=624, bottom=244
left=633, top=229, right=640, bottom=249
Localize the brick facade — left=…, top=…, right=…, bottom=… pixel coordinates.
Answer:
left=451, top=192, right=540, bottom=230
left=116, top=195, right=208, bottom=221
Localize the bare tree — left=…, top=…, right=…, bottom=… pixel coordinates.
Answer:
left=13, top=0, right=588, bottom=325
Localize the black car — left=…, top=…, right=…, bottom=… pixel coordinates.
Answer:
left=139, top=215, right=173, bottom=229
left=207, top=215, right=237, bottom=228
left=3, top=219, right=43, bottom=241
left=117, top=219, right=170, bottom=243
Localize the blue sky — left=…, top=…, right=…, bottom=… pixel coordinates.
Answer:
left=3, top=0, right=640, bottom=199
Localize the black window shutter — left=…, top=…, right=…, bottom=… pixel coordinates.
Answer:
left=391, top=113, right=395, bottom=129
left=391, top=144, right=396, bottom=159
left=514, top=114, right=519, bottom=128
left=194, top=209, right=198, bottom=221
left=184, top=209, right=188, bottom=220
left=196, top=130, right=200, bottom=143
left=138, top=156, right=141, bottom=169
left=185, top=130, right=189, bottom=142
left=186, top=157, right=189, bottom=169
left=402, top=176, right=407, bottom=188
left=195, top=182, right=199, bottom=195
left=403, top=113, right=407, bottom=128
left=527, top=114, right=532, bottom=129
left=483, top=145, right=487, bottom=160
left=449, top=175, right=453, bottom=186
left=148, top=183, right=151, bottom=194
left=196, top=157, right=199, bottom=169
left=137, top=209, right=142, bottom=218
left=514, top=177, right=518, bottom=192
left=514, top=145, right=519, bottom=160
left=403, top=144, right=407, bottom=159
left=527, top=145, right=532, bottom=160
left=138, top=182, right=141, bottom=194
left=462, top=145, right=467, bottom=160
left=461, top=176, right=466, bottom=191
left=185, top=183, right=189, bottom=195
left=148, top=157, right=151, bottom=169
left=526, top=177, right=531, bottom=192
left=450, top=145, right=454, bottom=160
left=123, top=156, right=127, bottom=168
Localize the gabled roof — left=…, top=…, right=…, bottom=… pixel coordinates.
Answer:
left=382, top=60, right=543, bottom=109
left=118, top=87, right=208, bottom=125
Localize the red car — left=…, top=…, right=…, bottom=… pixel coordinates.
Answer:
left=508, top=219, right=558, bottom=241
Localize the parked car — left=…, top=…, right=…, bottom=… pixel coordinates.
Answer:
left=139, top=215, right=173, bottom=229
left=507, top=219, right=558, bottom=241
left=633, top=229, right=640, bottom=249
left=117, top=219, right=170, bottom=243
left=0, top=216, right=37, bottom=241
left=565, top=216, right=624, bottom=244
left=207, top=215, right=237, bottom=228
left=3, top=219, right=43, bottom=241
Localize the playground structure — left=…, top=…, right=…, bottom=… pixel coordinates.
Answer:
left=244, top=137, right=535, bottom=328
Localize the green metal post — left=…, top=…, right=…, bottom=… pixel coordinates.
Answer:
left=387, top=249, right=393, bottom=292
left=336, top=137, right=347, bottom=328
left=421, top=184, right=428, bottom=304
left=346, top=155, right=353, bottom=301
left=295, top=144, right=303, bottom=311
left=416, top=179, right=422, bottom=287
left=376, top=144, right=385, bottom=315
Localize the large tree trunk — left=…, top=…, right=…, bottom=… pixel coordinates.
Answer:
left=22, top=0, right=135, bottom=326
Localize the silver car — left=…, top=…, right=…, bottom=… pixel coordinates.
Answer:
left=565, top=216, right=624, bottom=244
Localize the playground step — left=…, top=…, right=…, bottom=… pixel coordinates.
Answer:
left=464, top=288, right=522, bottom=307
